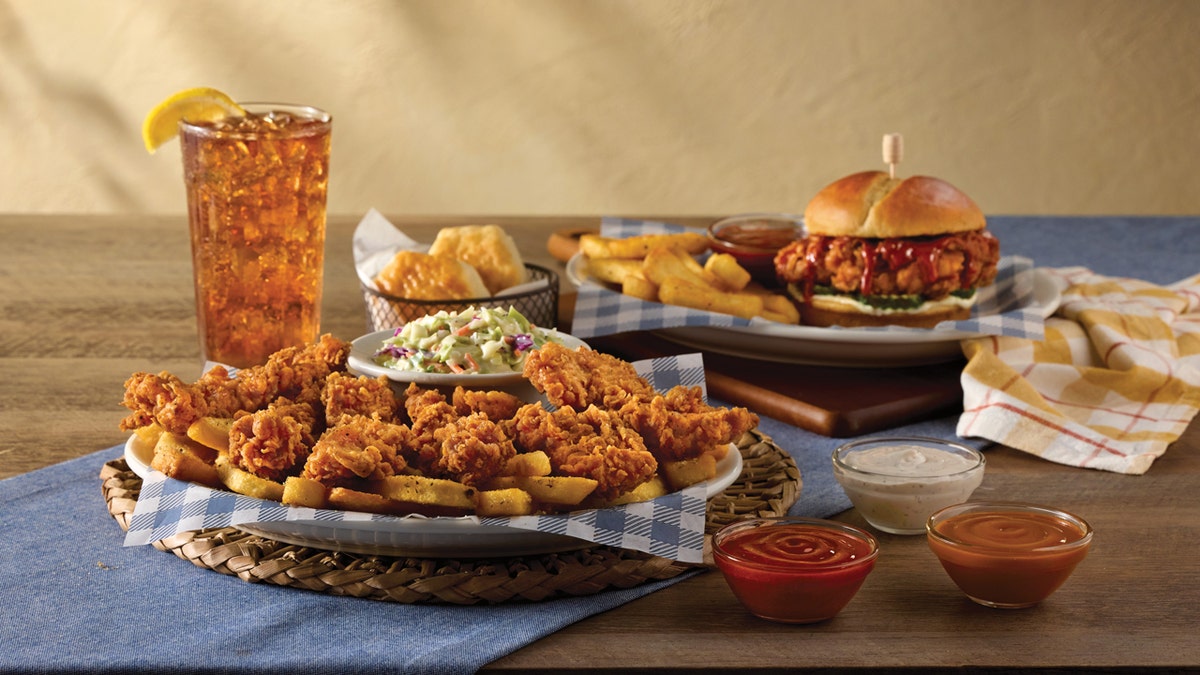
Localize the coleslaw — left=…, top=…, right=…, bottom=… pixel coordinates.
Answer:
left=372, top=306, right=559, bottom=374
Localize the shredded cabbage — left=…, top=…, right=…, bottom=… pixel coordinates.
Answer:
left=372, top=306, right=557, bottom=374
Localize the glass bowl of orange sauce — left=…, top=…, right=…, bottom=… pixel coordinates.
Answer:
left=712, top=516, right=879, bottom=623
left=926, top=502, right=1093, bottom=609
left=707, top=213, right=803, bottom=286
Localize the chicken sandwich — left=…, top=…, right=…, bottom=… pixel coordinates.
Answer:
left=774, top=170, right=1000, bottom=328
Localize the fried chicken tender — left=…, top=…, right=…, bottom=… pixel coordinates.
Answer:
left=120, top=335, right=351, bottom=435
left=323, top=372, right=398, bottom=422
left=119, top=371, right=209, bottom=435
left=451, top=386, right=523, bottom=421
left=617, top=386, right=759, bottom=462
left=401, top=383, right=461, bottom=474
left=228, top=399, right=318, bottom=481
left=522, top=342, right=656, bottom=411
left=511, top=403, right=658, bottom=499
left=301, top=415, right=412, bottom=488
left=432, top=412, right=517, bottom=486
left=191, top=365, right=249, bottom=418
left=234, top=334, right=351, bottom=411
left=521, top=342, right=758, bottom=463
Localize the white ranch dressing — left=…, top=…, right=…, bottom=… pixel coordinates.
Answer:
left=843, top=444, right=978, bottom=478
left=832, top=439, right=985, bottom=535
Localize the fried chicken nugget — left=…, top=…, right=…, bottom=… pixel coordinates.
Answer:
left=323, top=371, right=398, bottom=422
left=617, top=386, right=758, bottom=463
left=451, top=386, right=523, bottom=421
left=522, top=342, right=655, bottom=411
left=227, top=399, right=317, bottom=482
left=510, top=403, right=658, bottom=499
left=400, top=382, right=461, bottom=475
left=433, top=412, right=517, bottom=487
left=301, top=416, right=412, bottom=488
left=119, top=371, right=210, bottom=436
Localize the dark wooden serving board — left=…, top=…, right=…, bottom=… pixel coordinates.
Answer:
left=585, top=330, right=964, bottom=438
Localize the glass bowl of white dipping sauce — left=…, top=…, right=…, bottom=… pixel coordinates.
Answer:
left=832, top=437, right=985, bottom=535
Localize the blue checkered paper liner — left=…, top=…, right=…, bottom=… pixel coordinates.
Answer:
left=123, top=353, right=712, bottom=564
left=570, top=217, right=1049, bottom=341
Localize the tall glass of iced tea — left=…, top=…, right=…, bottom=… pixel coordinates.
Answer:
left=179, top=103, right=331, bottom=368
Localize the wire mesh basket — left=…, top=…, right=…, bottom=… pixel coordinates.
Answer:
left=360, top=263, right=560, bottom=332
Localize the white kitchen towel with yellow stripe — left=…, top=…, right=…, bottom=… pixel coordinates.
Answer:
left=957, top=268, right=1200, bottom=474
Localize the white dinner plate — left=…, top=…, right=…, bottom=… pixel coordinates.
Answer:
left=567, top=253, right=1062, bottom=367
left=347, top=328, right=589, bottom=389
left=123, top=434, right=742, bottom=558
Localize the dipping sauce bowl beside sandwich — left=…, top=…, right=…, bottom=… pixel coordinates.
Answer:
left=707, top=213, right=803, bottom=286
left=832, top=437, right=986, bottom=535
left=926, top=502, right=1093, bottom=608
left=712, top=517, right=879, bottom=624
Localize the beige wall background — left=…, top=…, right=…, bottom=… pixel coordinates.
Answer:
left=3, top=0, right=1199, bottom=217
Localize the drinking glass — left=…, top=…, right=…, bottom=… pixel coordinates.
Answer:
left=179, top=102, right=331, bottom=368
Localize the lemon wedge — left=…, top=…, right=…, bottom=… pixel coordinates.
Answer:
left=142, top=87, right=244, bottom=153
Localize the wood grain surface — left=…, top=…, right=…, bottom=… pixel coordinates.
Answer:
left=2, top=214, right=1198, bottom=673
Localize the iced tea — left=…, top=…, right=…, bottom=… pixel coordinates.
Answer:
left=179, top=103, right=331, bottom=368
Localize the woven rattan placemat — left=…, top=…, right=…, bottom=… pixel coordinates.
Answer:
left=100, top=429, right=800, bottom=604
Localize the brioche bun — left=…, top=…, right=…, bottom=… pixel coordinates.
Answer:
left=428, top=224, right=527, bottom=295
left=804, top=171, right=985, bottom=239
left=373, top=250, right=489, bottom=300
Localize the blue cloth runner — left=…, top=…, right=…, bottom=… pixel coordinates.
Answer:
left=1, top=216, right=1195, bottom=674
left=0, top=412, right=868, bottom=675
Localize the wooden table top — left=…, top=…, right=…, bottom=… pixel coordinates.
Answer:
left=2, top=213, right=1197, bottom=673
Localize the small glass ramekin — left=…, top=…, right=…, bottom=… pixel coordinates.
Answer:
left=712, top=516, right=879, bottom=623
left=926, top=501, right=1093, bottom=608
left=832, top=436, right=985, bottom=535
left=707, top=213, right=803, bottom=286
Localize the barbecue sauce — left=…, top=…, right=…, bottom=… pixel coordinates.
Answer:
left=800, top=234, right=974, bottom=300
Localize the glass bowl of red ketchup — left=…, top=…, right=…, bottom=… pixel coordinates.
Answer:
left=926, top=501, right=1093, bottom=609
left=712, top=516, right=879, bottom=623
left=707, top=213, right=803, bottom=286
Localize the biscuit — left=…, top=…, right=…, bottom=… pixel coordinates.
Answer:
left=374, top=250, right=489, bottom=300
left=428, top=225, right=527, bottom=295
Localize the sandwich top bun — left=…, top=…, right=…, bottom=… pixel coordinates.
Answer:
left=804, top=171, right=985, bottom=239
left=374, top=250, right=490, bottom=300
left=428, top=224, right=528, bottom=295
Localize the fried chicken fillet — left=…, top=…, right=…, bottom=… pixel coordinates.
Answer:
left=227, top=399, right=317, bottom=481
left=510, top=403, right=658, bottom=499
left=301, top=415, right=412, bottom=488
left=322, top=371, right=398, bottom=422
left=432, top=412, right=517, bottom=487
left=523, top=342, right=759, bottom=464
left=522, top=342, right=655, bottom=411
left=617, top=386, right=758, bottom=462
left=120, top=334, right=351, bottom=435
left=451, top=386, right=523, bottom=422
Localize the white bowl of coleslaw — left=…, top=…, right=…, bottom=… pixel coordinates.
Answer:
left=347, top=306, right=588, bottom=389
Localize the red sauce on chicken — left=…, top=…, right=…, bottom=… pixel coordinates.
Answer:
left=774, top=230, right=999, bottom=301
